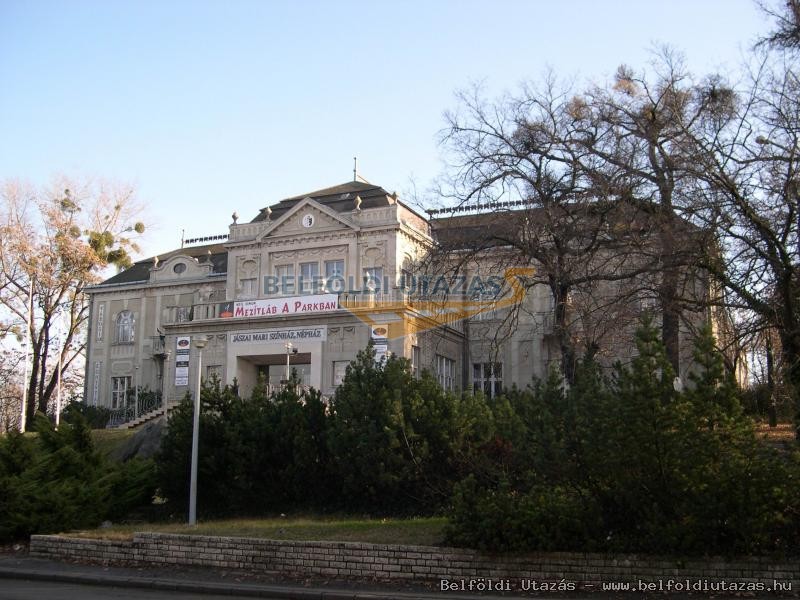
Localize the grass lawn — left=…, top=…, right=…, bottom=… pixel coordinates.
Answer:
left=67, top=516, right=448, bottom=546
left=90, top=429, right=134, bottom=458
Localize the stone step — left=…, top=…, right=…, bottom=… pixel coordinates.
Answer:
left=119, top=403, right=180, bottom=430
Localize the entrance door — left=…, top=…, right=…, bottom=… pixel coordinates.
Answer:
left=255, top=353, right=312, bottom=393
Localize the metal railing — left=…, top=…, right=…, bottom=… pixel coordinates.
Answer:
left=107, top=390, right=163, bottom=428
left=150, top=335, right=167, bottom=355
left=263, top=383, right=313, bottom=396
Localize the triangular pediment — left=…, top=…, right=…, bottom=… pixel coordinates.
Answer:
left=255, top=197, right=359, bottom=241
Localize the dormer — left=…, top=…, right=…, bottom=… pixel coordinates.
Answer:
left=149, top=253, right=214, bottom=283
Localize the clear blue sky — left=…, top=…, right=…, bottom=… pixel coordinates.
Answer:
left=0, top=0, right=767, bottom=258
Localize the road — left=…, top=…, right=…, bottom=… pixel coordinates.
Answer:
left=0, top=578, right=276, bottom=600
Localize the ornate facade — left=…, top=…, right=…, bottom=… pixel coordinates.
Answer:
left=84, top=180, right=719, bottom=418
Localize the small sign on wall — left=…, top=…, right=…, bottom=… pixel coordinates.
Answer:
left=230, top=327, right=327, bottom=344
left=371, top=325, right=388, bottom=341
left=373, top=344, right=388, bottom=364
left=175, top=335, right=190, bottom=386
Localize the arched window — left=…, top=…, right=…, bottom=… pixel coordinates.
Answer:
left=115, top=310, right=135, bottom=343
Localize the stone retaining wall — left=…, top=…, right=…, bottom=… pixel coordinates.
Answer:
left=30, top=533, right=799, bottom=591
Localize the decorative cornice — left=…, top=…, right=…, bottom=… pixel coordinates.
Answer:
left=87, top=278, right=226, bottom=296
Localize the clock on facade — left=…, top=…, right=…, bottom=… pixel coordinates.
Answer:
left=301, top=213, right=314, bottom=228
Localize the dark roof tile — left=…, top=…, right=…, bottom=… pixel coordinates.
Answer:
left=99, top=243, right=228, bottom=286
left=251, top=180, right=394, bottom=223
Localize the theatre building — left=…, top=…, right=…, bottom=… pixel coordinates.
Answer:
left=85, top=179, right=719, bottom=424
left=85, top=181, right=468, bottom=421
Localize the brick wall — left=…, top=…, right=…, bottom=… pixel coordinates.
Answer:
left=30, top=533, right=800, bottom=590
left=30, top=535, right=133, bottom=564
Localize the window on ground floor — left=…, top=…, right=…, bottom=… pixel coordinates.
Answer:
left=435, top=354, right=456, bottom=391
left=206, top=365, right=223, bottom=381
left=333, top=360, right=350, bottom=386
left=111, top=376, right=131, bottom=409
left=473, top=362, right=503, bottom=398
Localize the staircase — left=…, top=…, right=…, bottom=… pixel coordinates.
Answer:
left=108, top=395, right=180, bottom=429
left=118, top=402, right=178, bottom=429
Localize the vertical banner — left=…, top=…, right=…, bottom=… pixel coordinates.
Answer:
left=175, top=335, right=190, bottom=386
left=371, top=325, right=388, bottom=364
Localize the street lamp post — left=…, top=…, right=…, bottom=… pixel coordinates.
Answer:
left=285, top=342, right=293, bottom=383
left=188, top=335, right=208, bottom=526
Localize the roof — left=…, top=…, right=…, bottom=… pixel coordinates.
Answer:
left=99, top=243, right=228, bottom=286
left=97, top=180, right=416, bottom=288
left=250, top=180, right=397, bottom=223
left=430, top=198, right=703, bottom=250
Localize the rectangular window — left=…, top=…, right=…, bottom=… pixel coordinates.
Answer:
left=275, top=265, right=295, bottom=295
left=206, top=365, right=222, bottom=381
left=473, top=362, right=503, bottom=398
left=470, top=306, right=497, bottom=321
left=333, top=360, right=350, bottom=386
left=325, top=260, right=345, bottom=292
left=470, top=286, right=499, bottom=321
left=111, top=376, right=131, bottom=410
left=363, top=267, right=384, bottom=292
left=640, top=295, right=658, bottom=312
left=300, top=262, right=319, bottom=293
left=175, top=306, right=192, bottom=323
left=325, top=260, right=344, bottom=278
left=400, top=269, right=413, bottom=291
left=411, top=345, right=420, bottom=379
left=435, top=354, right=456, bottom=391
left=240, top=278, right=257, bottom=298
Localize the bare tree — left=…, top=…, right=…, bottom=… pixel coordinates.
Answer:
left=0, top=351, right=24, bottom=431
left=0, top=177, right=146, bottom=426
left=683, top=52, right=800, bottom=435
left=436, top=59, right=718, bottom=379
left=433, top=78, right=628, bottom=380
left=563, top=51, right=736, bottom=372
left=757, top=0, right=800, bottom=51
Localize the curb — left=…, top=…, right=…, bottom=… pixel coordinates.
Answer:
left=0, top=567, right=446, bottom=600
